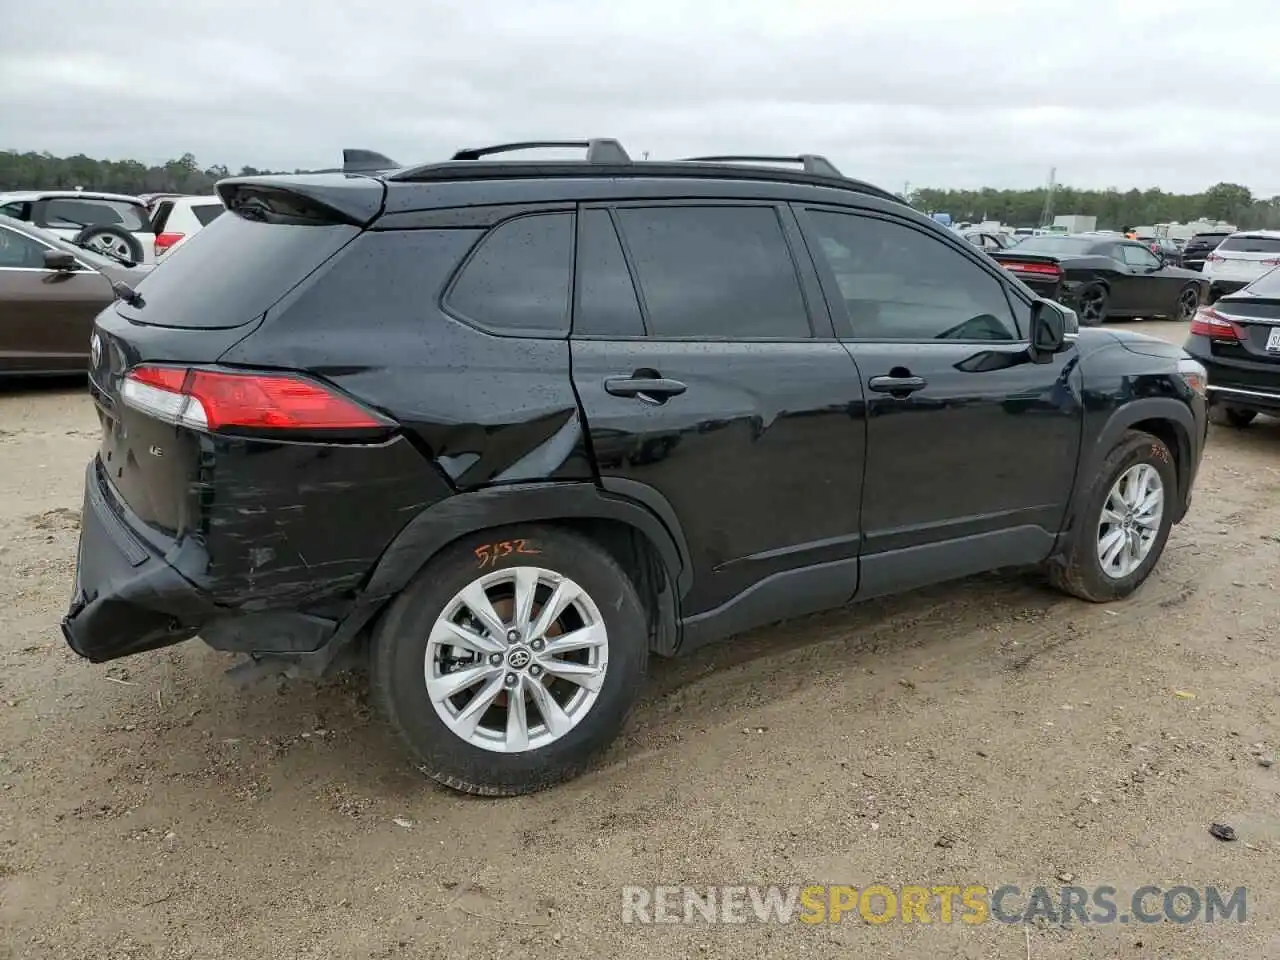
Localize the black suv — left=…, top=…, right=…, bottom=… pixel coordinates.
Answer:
left=1182, top=230, right=1232, bottom=274
left=63, top=140, right=1209, bottom=795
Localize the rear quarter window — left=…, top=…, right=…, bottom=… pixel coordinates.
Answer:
left=193, top=204, right=224, bottom=227
left=443, top=212, right=574, bottom=337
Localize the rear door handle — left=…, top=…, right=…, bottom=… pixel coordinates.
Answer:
left=868, top=375, right=927, bottom=396
left=604, top=376, right=687, bottom=404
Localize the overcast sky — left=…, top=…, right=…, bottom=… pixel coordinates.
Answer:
left=2, top=0, right=1276, bottom=195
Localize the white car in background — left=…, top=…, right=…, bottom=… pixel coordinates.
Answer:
left=149, top=195, right=225, bottom=260
left=0, top=190, right=155, bottom=264
left=1203, top=230, right=1280, bottom=301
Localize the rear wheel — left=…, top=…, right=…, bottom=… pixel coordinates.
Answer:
left=1173, top=284, right=1200, bottom=322
left=371, top=525, right=648, bottom=796
left=1048, top=430, right=1176, bottom=602
left=1077, top=284, right=1109, bottom=326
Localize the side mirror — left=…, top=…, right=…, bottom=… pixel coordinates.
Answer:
left=1029, top=299, right=1076, bottom=360
left=43, top=249, right=78, bottom=272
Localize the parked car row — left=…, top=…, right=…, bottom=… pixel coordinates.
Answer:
left=0, top=190, right=225, bottom=376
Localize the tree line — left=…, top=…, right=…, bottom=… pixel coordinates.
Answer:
left=3, top=149, right=1277, bottom=231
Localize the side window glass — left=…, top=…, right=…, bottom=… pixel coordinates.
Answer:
left=0, top=227, right=50, bottom=269
left=445, top=212, right=574, bottom=336
left=613, top=206, right=811, bottom=339
left=1121, top=244, right=1159, bottom=268
left=574, top=209, right=645, bottom=337
left=807, top=211, right=1019, bottom=341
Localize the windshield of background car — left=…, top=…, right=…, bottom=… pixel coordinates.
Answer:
left=1006, top=237, right=1095, bottom=255
left=43, top=198, right=152, bottom=232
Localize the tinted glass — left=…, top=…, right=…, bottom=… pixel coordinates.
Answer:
left=0, top=225, right=50, bottom=268
left=1218, top=235, right=1280, bottom=254
left=808, top=211, right=1019, bottom=341
left=614, top=206, right=811, bottom=339
left=43, top=198, right=151, bottom=232
left=116, top=211, right=361, bottom=329
left=1119, top=244, right=1160, bottom=267
left=150, top=200, right=175, bottom=233
left=1007, top=237, right=1094, bottom=255
left=1247, top=266, right=1280, bottom=296
left=575, top=209, right=644, bottom=336
left=446, top=213, right=573, bottom=335
left=193, top=204, right=224, bottom=227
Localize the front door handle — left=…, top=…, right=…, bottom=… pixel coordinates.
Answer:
left=868, top=375, right=927, bottom=397
left=605, top=376, right=687, bottom=404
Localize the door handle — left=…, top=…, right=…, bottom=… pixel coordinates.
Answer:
left=604, top=376, right=687, bottom=404
left=868, top=375, right=927, bottom=396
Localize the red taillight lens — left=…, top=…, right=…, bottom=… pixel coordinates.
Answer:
left=1261, top=258, right=1280, bottom=266
left=122, top=366, right=389, bottom=434
left=154, top=232, right=184, bottom=256
left=1206, top=253, right=1225, bottom=263
left=996, top=260, right=1063, bottom=279
left=1189, top=306, right=1241, bottom=340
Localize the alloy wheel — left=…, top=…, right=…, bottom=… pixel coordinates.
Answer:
left=1176, top=287, right=1200, bottom=322
left=87, top=234, right=132, bottom=260
left=1096, top=463, right=1164, bottom=580
left=424, top=567, right=609, bottom=753
left=1079, top=289, right=1107, bottom=324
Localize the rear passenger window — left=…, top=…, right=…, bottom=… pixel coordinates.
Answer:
left=807, top=211, right=1019, bottom=341
left=613, top=206, right=811, bottom=339
left=446, top=212, right=573, bottom=335
left=575, top=209, right=645, bottom=337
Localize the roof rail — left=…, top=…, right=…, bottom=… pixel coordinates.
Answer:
left=450, top=139, right=632, bottom=163
left=681, top=154, right=844, bottom=179
left=342, top=149, right=401, bottom=174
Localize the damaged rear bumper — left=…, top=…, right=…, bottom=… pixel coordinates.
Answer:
left=61, top=460, right=219, bottom=662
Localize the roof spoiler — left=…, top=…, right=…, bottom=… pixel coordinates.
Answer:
left=342, top=149, right=401, bottom=175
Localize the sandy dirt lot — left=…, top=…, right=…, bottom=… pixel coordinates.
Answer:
left=1, top=320, right=1277, bottom=959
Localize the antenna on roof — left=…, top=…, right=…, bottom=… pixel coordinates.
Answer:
left=342, top=149, right=400, bottom=175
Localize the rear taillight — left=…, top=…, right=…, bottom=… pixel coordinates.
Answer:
left=154, top=232, right=184, bottom=257
left=997, top=260, right=1063, bottom=279
left=1262, top=258, right=1280, bottom=266
left=1206, top=253, right=1225, bottom=263
left=122, top=366, right=390, bottom=436
left=1189, top=306, right=1241, bottom=340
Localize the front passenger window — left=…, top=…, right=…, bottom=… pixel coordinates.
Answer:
left=807, top=210, right=1020, bottom=341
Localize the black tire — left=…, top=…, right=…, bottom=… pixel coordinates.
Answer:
left=370, top=524, right=648, bottom=796
left=1047, top=430, right=1177, bottom=603
left=1173, top=284, right=1200, bottom=322
left=1077, top=284, right=1109, bottom=326
left=72, top=225, right=144, bottom=264
left=1211, top=405, right=1257, bottom=428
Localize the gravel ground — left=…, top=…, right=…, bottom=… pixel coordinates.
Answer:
left=1, top=320, right=1277, bottom=959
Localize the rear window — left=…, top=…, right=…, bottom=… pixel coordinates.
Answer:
left=1218, top=235, right=1280, bottom=254
left=193, top=204, right=224, bottom=226
left=1247, top=267, right=1280, bottom=296
left=43, top=198, right=151, bottom=233
left=1007, top=237, right=1095, bottom=255
left=117, top=211, right=360, bottom=329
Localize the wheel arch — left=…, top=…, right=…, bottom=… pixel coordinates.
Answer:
left=1088, top=400, right=1194, bottom=519
left=360, top=479, right=691, bottom=655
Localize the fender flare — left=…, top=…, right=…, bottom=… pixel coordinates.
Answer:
left=362, top=479, right=692, bottom=601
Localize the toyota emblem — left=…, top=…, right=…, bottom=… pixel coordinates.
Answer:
left=507, top=648, right=532, bottom=669
left=89, top=333, right=102, bottom=367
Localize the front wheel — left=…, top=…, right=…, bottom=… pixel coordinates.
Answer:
left=1077, top=284, right=1109, bottom=326
left=1048, top=430, right=1177, bottom=602
left=371, top=525, right=648, bottom=796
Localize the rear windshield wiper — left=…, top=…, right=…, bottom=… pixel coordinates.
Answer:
left=111, top=280, right=145, bottom=308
